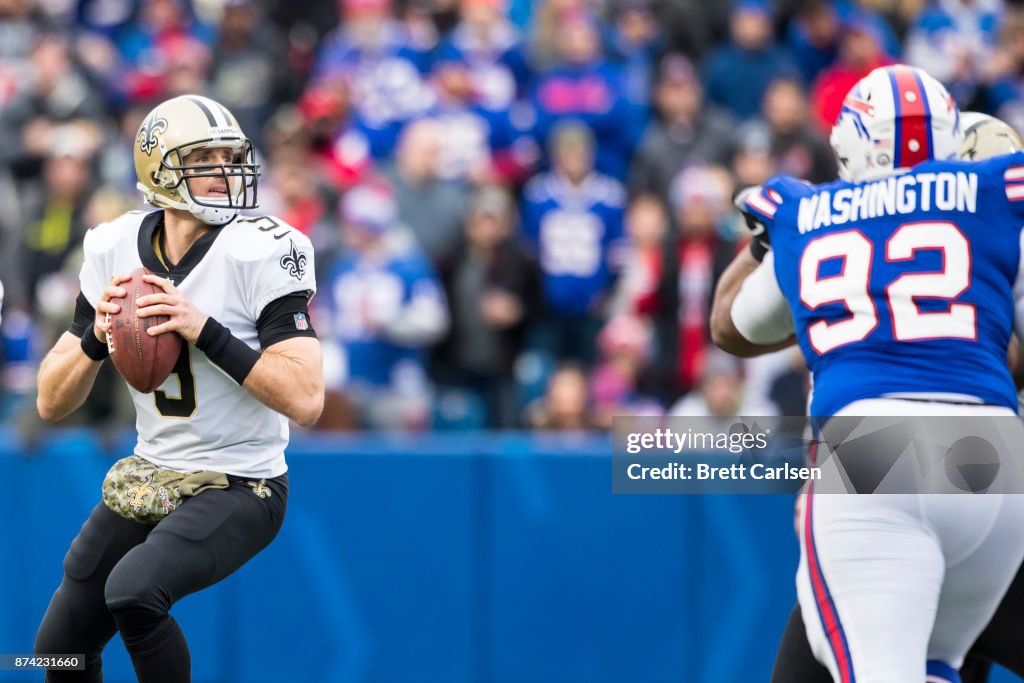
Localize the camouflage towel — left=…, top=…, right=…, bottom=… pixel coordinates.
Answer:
left=102, top=455, right=230, bottom=525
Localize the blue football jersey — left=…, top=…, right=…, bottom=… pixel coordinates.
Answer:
left=742, top=153, right=1024, bottom=416
left=321, top=246, right=446, bottom=388
left=520, top=172, right=626, bottom=316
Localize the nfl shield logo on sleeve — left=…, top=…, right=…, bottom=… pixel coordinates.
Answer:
left=293, top=313, right=309, bottom=331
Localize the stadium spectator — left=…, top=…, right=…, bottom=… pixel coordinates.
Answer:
left=0, top=0, right=47, bottom=108
left=260, top=155, right=336, bottom=261
left=318, top=181, right=449, bottom=430
left=427, top=59, right=538, bottom=184
left=590, top=314, right=662, bottom=427
left=434, top=185, right=539, bottom=428
left=981, top=8, right=1024, bottom=132
left=702, top=0, right=798, bottom=121
left=95, top=104, right=152, bottom=197
left=265, top=101, right=316, bottom=161
left=636, top=164, right=738, bottom=403
left=396, top=0, right=441, bottom=57
left=761, top=76, right=838, bottom=182
left=668, top=349, right=777, bottom=422
left=382, top=117, right=470, bottom=266
left=609, top=193, right=668, bottom=315
left=528, top=0, right=589, bottom=70
left=786, top=1, right=901, bottom=86
left=113, top=0, right=216, bottom=104
left=651, top=0, right=721, bottom=60
left=0, top=33, right=105, bottom=175
left=75, top=0, right=134, bottom=36
left=161, top=39, right=212, bottom=99
left=524, top=360, right=599, bottom=430
left=295, top=82, right=374, bottom=191
left=810, top=10, right=893, bottom=131
left=628, top=53, right=735, bottom=200
left=786, top=0, right=845, bottom=85
left=312, top=0, right=435, bottom=160
left=605, top=0, right=663, bottom=129
left=905, top=0, right=1002, bottom=106
left=520, top=121, right=626, bottom=366
left=530, top=6, right=635, bottom=179
left=19, top=128, right=97, bottom=315
left=437, top=0, right=531, bottom=109
left=207, top=0, right=291, bottom=139
left=731, top=119, right=777, bottom=188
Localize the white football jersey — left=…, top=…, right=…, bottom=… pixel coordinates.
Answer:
left=78, top=210, right=317, bottom=478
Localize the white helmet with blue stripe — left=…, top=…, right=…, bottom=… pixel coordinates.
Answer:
left=830, top=64, right=963, bottom=183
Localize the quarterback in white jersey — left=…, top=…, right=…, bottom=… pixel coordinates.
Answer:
left=34, top=95, right=323, bottom=683
left=77, top=208, right=316, bottom=477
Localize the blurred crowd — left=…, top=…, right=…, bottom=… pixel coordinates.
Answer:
left=0, top=0, right=1021, bottom=432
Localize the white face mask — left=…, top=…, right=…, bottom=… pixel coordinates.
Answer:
left=178, top=173, right=244, bottom=225
left=186, top=198, right=240, bottom=226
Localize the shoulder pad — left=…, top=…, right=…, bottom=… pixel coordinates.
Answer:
left=976, top=149, right=1024, bottom=175
left=84, top=211, right=149, bottom=256
left=738, top=176, right=813, bottom=218
left=736, top=185, right=781, bottom=221
left=222, top=215, right=311, bottom=263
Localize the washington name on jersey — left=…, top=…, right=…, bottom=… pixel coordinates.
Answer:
left=79, top=211, right=316, bottom=478
left=742, top=152, right=1024, bottom=416
left=795, top=170, right=979, bottom=233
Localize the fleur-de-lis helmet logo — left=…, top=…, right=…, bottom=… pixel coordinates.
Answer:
left=137, top=115, right=168, bottom=157
left=279, top=240, right=307, bottom=280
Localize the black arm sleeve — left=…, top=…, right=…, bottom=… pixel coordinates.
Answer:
left=256, top=293, right=318, bottom=349
left=68, top=292, right=95, bottom=338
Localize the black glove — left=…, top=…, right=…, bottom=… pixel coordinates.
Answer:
left=734, top=187, right=771, bottom=262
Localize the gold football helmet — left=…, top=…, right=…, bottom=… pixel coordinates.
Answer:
left=959, top=111, right=1024, bottom=161
left=134, top=95, right=260, bottom=225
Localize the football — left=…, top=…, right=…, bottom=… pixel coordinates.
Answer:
left=106, top=267, right=182, bottom=393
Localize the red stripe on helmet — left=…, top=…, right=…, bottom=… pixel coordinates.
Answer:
left=891, top=65, right=930, bottom=167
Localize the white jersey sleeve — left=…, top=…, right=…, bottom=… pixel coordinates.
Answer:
left=78, top=212, right=144, bottom=307
left=227, top=216, right=317, bottom=321
left=731, top=251, right=795, bottom=345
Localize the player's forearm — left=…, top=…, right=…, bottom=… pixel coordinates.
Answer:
left=711, top=249, right=768, bottom=354
left=36, top=332, right=104, bottom=422
left=242, top=341, right=325, bottom=427
left=711, top=249, right=797, bottom=357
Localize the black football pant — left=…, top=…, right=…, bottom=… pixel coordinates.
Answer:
left=35, top=473, right=287, bottom=683
left=771, top=559, right=1024, bottom=682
